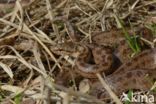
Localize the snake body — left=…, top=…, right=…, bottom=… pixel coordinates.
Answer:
left=2, top=0, right=155, bottom=102
left=51, top=26, right=155, bottom=100
left=90, top=48, right=156, bottom=100
left=73, top=28, right=156, bottom=100
left=75, top=28, right=154, bottom=77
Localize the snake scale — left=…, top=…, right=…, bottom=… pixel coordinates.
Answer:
left=52, top=27, right=156, bottom=101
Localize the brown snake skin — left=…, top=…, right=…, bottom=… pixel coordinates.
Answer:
left=52, top=27, right=156, bottom=100
left=75, top=44, right=114, bottom=78
left=90, top=49, right=156, bottom=100
left=3, top=0, right=155, bottom=102
left=75, top=28, right=154, bottom=78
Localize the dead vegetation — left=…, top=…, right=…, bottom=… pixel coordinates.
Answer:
left=0, top=0, right=156, bottom=104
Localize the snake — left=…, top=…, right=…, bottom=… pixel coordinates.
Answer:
left=3, top=0, right=156, bottom=102
left=51, top=27, right=156, bottom=101
left=90, top=48, right=156, bottom=100
left=75, top=27, right=154, bottom=78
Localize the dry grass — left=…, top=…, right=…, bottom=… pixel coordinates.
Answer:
left=0, top=0, right=156, bottom=104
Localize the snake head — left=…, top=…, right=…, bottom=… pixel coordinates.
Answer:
left=50, top=42, right=85, bottom=57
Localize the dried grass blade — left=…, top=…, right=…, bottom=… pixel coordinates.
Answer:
left=0, top=62, right=13, bottom=78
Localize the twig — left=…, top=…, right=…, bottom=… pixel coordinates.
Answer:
left=96, top=73, right=122, bottom=104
